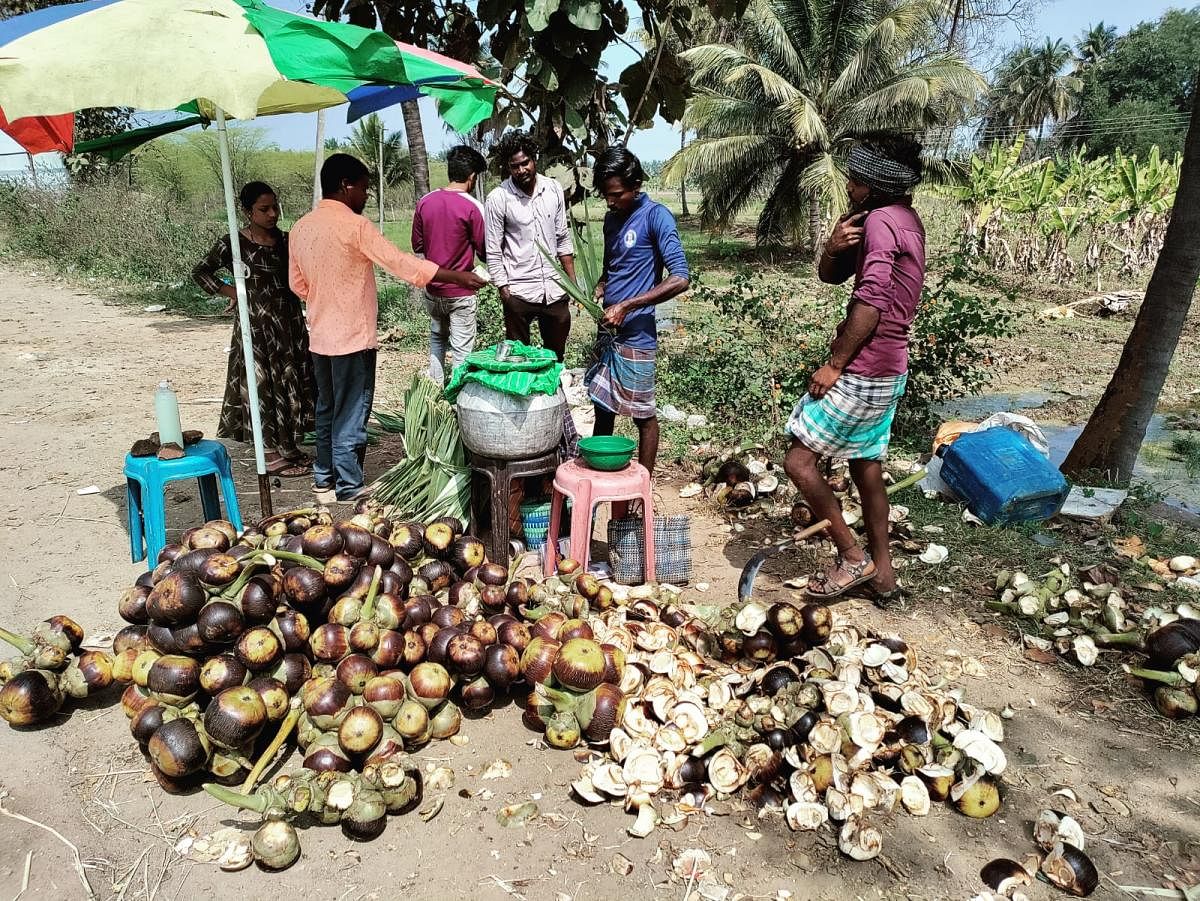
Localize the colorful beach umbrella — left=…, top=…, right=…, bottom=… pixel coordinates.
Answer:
left=0, top=0, right=496, bottom=518
left=0, top=109, right=73, bottom=154
left=347, top=42, right=498, bottom=132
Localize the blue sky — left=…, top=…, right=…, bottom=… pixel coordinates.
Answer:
left=0, top=0, right=1186, bottom=165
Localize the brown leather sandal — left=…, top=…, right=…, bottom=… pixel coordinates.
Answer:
left=804, top=553, right=877, bottom=600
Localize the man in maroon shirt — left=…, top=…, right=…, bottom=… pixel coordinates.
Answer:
left=412, top=145, right=488, bottom=385
left=784, top=134, right=926, bottom=605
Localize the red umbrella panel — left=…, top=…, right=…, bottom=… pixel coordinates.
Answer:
left=0, top=107, right=73, bottom=154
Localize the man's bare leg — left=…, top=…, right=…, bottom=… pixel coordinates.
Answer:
left=849, top=458, right=895, bottom=594
left=784, top=439, right=864, bottom=560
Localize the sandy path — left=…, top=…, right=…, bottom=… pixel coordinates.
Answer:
left=0, top=264, right=1196, bottom=900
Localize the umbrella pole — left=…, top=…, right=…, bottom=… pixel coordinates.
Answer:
left=312, top=109, right=325, bottom=211
left=215, top=107, right=273, bottom=518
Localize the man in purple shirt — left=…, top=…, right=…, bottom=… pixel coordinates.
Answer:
left=784, top=134, right=926, bottom=605
left=412, top=145, right=488, bottom=385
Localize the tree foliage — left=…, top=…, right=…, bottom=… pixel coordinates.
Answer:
left=1072, top=21, right=1116, bottom=73
left=1063, top=8, right=1200, bottom=158
left=315, top=0, right=747, bottom=163
left=345, top=113, right=413, bottom=198
left=978, top=39, right=1080, bottom=148
left=661, top=0, right=982, bottom=248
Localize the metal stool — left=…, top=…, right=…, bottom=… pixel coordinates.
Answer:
left=124, top=439, right=242, bottom=566
left=545, top=459, right=655, bottom=581
left=467, top=449, right=560, bottom=568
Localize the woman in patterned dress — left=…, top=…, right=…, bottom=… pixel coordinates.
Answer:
left=193, top=181, right=315, bottom=477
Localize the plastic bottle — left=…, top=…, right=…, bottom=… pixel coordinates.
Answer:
left=154, top=380, right=185, bottom=448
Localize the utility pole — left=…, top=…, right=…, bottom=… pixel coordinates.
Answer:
left=311, top=109, right=325, bottom=210
left=378, top=127, right=385, bottom=230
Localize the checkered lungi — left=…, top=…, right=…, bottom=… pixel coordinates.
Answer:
left=586, top=331, right=657, bottom=420
left=786, top=372, right=908, bottom=461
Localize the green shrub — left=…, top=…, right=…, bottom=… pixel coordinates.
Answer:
left=657, top=270, right=830, bottom=443
left=658, top=252, right=1013, bottom=443
left=900, top=253, right=1015, bottom=430
left=0, top=179, right=215, bottom=284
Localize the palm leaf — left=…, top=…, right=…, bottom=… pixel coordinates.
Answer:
left=536, top=217, right=604, bottom=321
left=664, top=0, right=983, bottom=246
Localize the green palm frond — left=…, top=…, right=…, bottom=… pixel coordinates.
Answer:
left=826, top=0, right=936, bottom=104
left=756, top=157, right=811, bottom=243
left=672, top=136, right=787, bottom=228
left=681, top=92, right=780, bottom=137
left=839, top=60, right=983, bottom=129
left=666, top=0, right=982, bottom=247
left=798, top=151, right=845, bottom=203
left=347, top=113, right=411, bottom=191
left=781, top=94, right=830, bottom=147
left=681, top=44, right=757, bottom=81
left=739, top=0, right=808, bottom=85
left=663, top=134, right=780, bottom=188
left=726, top=63, right=802, bottom=105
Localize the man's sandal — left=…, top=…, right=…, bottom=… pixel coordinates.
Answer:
left=804, top=553, right=877, bottom=601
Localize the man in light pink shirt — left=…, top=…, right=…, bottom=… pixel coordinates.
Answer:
left=290, top=153, right=485, bottom=502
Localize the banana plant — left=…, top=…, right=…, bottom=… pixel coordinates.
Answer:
left=947, top=135, right=1181, bottom=282
left=1041, top=205, right=1087, bottom=280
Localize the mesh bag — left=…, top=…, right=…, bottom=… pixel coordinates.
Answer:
left=607, top=515, right=693, bottom=586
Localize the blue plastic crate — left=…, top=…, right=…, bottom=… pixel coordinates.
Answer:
left=939, top=427, right=1070, bottom=525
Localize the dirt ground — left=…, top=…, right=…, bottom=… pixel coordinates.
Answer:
left=1, top=262, right=1198, bottom=901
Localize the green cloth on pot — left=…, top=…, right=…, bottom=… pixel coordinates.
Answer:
left=444, top=341, right=564, bottom=402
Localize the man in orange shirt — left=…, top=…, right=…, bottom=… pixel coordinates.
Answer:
left=290, top=153, right=485, bottom=502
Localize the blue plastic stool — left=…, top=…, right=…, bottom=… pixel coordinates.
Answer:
left=124, top=439, right=243, bottom=565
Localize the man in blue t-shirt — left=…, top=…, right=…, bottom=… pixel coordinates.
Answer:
left=586, top=148, right=690, bottom=474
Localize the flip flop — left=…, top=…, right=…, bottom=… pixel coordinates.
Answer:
left=265, top=457, right=311, bottom=478
left=870, top=582, right=905, bottom=609
left=804, top=553, right=876, bottom=601
left=283, top=451, right=313, bottom=465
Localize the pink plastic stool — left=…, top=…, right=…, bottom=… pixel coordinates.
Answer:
left=545, top=459, right=656, bottom=581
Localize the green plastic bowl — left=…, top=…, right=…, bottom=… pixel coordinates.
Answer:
left=578, top=435, right=637, bottom=471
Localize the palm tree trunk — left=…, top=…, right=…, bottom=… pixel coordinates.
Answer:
left=624, top=13, right=672, bottom=147
left=679, top=130, right=689, bottom=217
left=946, top=0, right=964, bottom=50
left=807, top=196, right=822, bottom=256
left=401, top=99, right=430, bottom=203
left=1062, top=88, right=1200, bottom=484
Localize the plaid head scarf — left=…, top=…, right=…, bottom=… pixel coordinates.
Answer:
left=847, top=142, right=921, bottom=196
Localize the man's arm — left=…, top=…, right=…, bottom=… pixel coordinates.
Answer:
left=359, top=218, right=483, bottom=290
left=808, top=215, right=897, bottom=398
left=288, top=243, right=309, bottom=301
left=807, top=304, right=880, bottom=398
left=595, top=216, right=612, bottom=302
left=411, top=201, right=425, bottom=257
left=484, top=192, right=508, bottom=291
left=818, top=211, right=866, bottom=284
left=601, top=206, right=690, bottom=327
left=469, top=204, right=486, bottom=263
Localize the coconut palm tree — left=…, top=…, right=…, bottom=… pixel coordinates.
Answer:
left=662, top=0, right=983, bottom=250
left=1073, top=22, right=1117, bottom=72
left=983, top=40, right=1081, bottom=152
left=345, top=113, right=412, bottom=221
left=1013, top=39, right=1081, bottom=147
